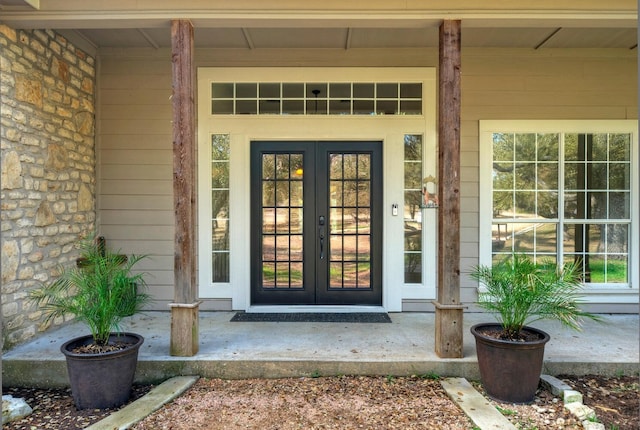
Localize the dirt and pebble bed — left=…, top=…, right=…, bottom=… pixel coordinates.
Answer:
left=4, top=374, right=638, bottom=430
left=3, top=384, right=152, bottom=430
left=474, top=374, right=639, bottom=430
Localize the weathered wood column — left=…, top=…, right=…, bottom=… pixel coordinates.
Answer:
left=434, top=20, right=464, bottom=358
left=170, top=19, right=199, bottom=356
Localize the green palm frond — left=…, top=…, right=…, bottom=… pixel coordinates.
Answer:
left=29, top=234, right=152, bottom=346
left=471, top=254, right=601, bottom=337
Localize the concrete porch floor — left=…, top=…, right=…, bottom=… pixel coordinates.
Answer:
left=3, top=312, right=638, bottom=388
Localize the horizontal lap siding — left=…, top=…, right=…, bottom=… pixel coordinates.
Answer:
left=98, top=55, right=174, bottom=307
left=97, top=47, right=636, bottom=311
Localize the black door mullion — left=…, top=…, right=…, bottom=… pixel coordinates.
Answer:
left=315, top=144, right=330, bottom=299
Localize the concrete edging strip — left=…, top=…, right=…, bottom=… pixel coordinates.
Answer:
left=85, top=376, right=199, bottom=430
left=441, top=377, right=517, bottom=430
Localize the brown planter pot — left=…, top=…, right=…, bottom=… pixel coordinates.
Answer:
left=61, top=332, right=143, bottom=410
left=470, top=323, right=550, bottom=404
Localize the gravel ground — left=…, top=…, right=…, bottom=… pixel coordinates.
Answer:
left=4, top=374, right=638, bottom=429
left=132, top=376, right=473, bottom=430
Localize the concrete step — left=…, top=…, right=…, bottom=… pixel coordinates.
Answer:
left=3, top=312, right=638, bottom=388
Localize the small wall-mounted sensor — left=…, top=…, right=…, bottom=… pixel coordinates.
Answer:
left=392, top=203, right=398, bottom=216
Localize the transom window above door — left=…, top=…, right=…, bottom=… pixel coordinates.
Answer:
left=210, top=82, right=422, bottom=115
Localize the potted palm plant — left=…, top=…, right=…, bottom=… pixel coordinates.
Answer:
left=470, top=254, right=601, bottom=404
left=30, top=234, right=151, bottom=409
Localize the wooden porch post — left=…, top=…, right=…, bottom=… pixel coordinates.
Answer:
left=434, top=20, right=464, bottom=358
left=170, top=19, right=199, bottom=356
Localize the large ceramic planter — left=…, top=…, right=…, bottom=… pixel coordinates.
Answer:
left=61, top=332, right=143, bottom=409
left=470, top=323, right=550, bottom=404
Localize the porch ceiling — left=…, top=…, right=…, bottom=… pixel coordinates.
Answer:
left=0, top=0, right=637, bottom=50
left=46, top=27, right=640, bottom=50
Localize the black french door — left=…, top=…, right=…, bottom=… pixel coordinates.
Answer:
left=250, top=141, right=382, bottom=305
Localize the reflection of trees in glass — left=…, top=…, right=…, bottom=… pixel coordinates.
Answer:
left=260, top=153, right=305, bottom=288
left=492, top=133, right=558, bottom=219
left=403, top=135, right=423, bottom=283
left=404, top=233, right=422, bottom=283
left=212, top=136, right=230, bottom=231
left=492, top=131, right=631, bottom=284
left=261, top=154, right=304, bottom=209
left=565, top=134, right=630, bottom=256
left=330, top=153, right=371, bottom=208
left=404, top=135, right=422, bottom=218
left=212, top=135, right=230, bottom=282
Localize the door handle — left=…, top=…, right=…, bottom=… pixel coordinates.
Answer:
left=319, top=216, right=325, bottom=260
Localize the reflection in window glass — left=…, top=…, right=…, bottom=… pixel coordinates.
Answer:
left=404, top=135, right=423, bottom=284
left=492, top=133, right=559, bottom=220
left=260, top=153, right=305, bottom=290
left=491, top=132, right=631, bottom=284
left=212, top=134, right=230, bottom=283
left=327, top=153, right=373, bottom=289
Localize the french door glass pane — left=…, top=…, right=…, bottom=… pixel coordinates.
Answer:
left=260, top=153, right=304, bottom=289
left=329, top=152, right=372, bottom=289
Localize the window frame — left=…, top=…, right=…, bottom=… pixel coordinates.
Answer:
left=479, top=120, right=639, bottom=300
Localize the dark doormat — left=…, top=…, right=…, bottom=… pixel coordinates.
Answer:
left=230, top=312, right=392, bottom=323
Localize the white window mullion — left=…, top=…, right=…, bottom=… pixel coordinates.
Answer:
left=558, top=132, right=566, bottom=263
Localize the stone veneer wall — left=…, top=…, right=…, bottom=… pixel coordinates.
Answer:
left=0, top=24, right=96, bottom=349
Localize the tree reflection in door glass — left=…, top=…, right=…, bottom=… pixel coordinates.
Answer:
left=260, top=152, right=305, bottom=289
left=328, top=152, right=372, bottom=290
